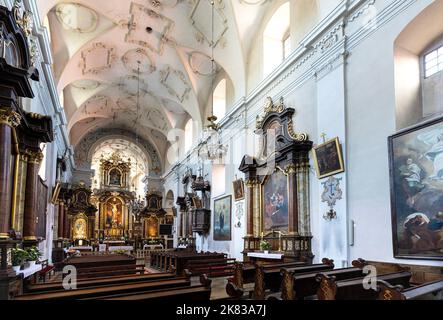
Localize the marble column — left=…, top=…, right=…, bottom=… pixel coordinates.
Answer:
left=0, top=109, right=20, bottom=239
left=286, top=164, right=299, bottom=235
left=63, top=211, right=70, bottom=239
left=244, top=179, right=255, bottom=237
left=23, top=150, right=43, bottom=242
left=57, top=201, right=65, bottom=239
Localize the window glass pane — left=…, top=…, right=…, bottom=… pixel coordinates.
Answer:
left=427, top=66, right=438, bottom=77
left=426, top=51, right=437, bottom=62
left=438, top=47, right=443, bottom=56
left=427, top=58, right=438, bottom=68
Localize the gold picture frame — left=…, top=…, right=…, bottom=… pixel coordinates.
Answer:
left=51, top=181, right=61, bottom=204
left=312, top=137, right=345, bottom=179
left=232, top=178, right=245, bottom=201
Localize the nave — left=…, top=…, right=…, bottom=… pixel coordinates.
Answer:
left=0, top=0, right=443, bottom=307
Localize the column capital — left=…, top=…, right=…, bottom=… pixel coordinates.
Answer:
left=25, top=149, right=44, bottom=164
left=285, top=164, right=297, bottom=174
left=245, top=179, right=260, bottom=187
left=0, top=108, right=21, bottom=128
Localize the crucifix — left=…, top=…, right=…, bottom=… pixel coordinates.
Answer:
left=320, top=133, right=327, bottom=144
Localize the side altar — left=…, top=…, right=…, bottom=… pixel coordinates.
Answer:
left=239, top=97, right=313, bottom=263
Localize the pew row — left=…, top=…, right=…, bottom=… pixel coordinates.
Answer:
left=253, top=258, right=335, bottom=300
left=24, top=272, right=176, bottom=294
left=226, top=261, right=308, bottom=299
left=90, top=275, right=212, bottom=301
left=278, top=266, right=365, bottom=300
left=316, top=271, right=412, bottom=300
left=15, top=273, right=194, bottom=300
left=378, top=279, right=443, bottom=300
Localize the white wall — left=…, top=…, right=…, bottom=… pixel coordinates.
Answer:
left=163, top=0, right=443, bottom=268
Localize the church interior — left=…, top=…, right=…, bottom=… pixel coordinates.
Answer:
left=1, top=0, right=443, bottom=303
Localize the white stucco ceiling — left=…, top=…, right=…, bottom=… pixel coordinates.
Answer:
left=37, top=0, right=272, bottom=169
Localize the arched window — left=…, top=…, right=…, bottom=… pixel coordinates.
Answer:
left=38, top=143, right=47, bottom=181
left=263, top=2, right=291, bottom=76
left=421, top=37, right=443, bottom=117
left=184, top=119, right=193, bottom=152
left=213, top=79, right=227, bottom=122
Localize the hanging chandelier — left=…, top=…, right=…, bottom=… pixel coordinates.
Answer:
left=198, top=1, right=227, bottom=162
left=129, top=61, right=145, bottom=218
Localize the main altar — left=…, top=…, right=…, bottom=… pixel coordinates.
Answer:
left=239, top=97, right=314, bottom=263
left=92, top=152, right=134, bottom=241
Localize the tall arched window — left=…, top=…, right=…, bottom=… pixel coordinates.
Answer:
left=213, top=79, right=226, bottom=122
left=184, top=119, right=193, bottom=152
left=421, top=37, right=443, bottom=117
left=263, top=2, right=291, bottom=76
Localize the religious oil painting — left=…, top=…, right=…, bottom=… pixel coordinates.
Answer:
left=232, top=178, right=245, bottom=201
left=263, top=169, right=288, bottom=233
left=213, top=195, right=232, bottom=241
left=106, top=198, right=123, bottom=228
left=312, top=137, right=345, bottom=179
left=73, top=216, right=87, bottom=240
left=389, top=117, right=443, bottom=260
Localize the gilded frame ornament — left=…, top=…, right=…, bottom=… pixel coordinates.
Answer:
left=312, top=137, right=345, bottom=179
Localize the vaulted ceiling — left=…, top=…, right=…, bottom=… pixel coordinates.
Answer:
left=37, top=0, right=274, bottom=172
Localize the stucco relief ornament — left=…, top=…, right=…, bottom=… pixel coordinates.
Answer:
left=321, top=176, right=343, bottom=221
left=234, top=202, right=244, bottom=228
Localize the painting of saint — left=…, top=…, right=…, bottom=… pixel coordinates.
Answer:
left=232, top=179, right=245, bottom=201
left=313, top=138, right=345, bottom=179
left=389, top=118, right=443, bottom=260
left=213, top=196, right=232, bottom=241
left=109, top=169, right=122, bottom=186
left=263, top=170, right=288, bottom=232
left=73, top=217, right=87, bottom=240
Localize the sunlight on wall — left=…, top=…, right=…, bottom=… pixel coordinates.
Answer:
left=263, top=2, right=290, bottom=76
left=213, top=79, right=227, bottom=122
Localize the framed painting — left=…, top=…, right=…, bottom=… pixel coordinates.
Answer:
left=232, top=178, right=245, bottom=201
left=312, top=137, right=345, bottom=179
left=262, top=169, right=289, bottom=233
left=389, top=117, right=443, bottom=260
left=213, top=195, right=232, bottom=241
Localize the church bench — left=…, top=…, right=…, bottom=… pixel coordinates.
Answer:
left=24, top=272, right=177, bottom=294
left=15, top=277, right=192, bottom=300
left=88, top=274, right=212, bottom=301
left=74, top=265, right=140, bottom=279
left=377, top=279, right=443, bottom=300
left=253, top=258, right=335, bottom=300
left=187, top=258, right=236, bottom=277
left=63, top=254, right=135, bottom=269
left=316, top=271, right=412, bottom=300
left=225, top=261, right=308, bottom=299
left=278, top=266, right=365, bottom=300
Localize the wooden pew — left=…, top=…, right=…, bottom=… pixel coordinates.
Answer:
left=74, top=265, right=140, bottom=279
left=187, top=258, right=236, bottom=277
left=316, top=271, right=412, bottom=300
left=226, top=261, right=308, bottom=299
left=279, top=266, right=365, bottom=300
left=253, top=258, right=334, bottom=300
left=24, top=272, right=176, bottom=294
left=90, top=274, right=212, bottom=301
left=15, top=274, right=193, bottom=300
left=377, top=279, right=443, bottom=300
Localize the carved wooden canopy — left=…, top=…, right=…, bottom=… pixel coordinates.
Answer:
left=65, top=185, right=97, bottom=216
left=240, top=97, right=313, bottom=179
